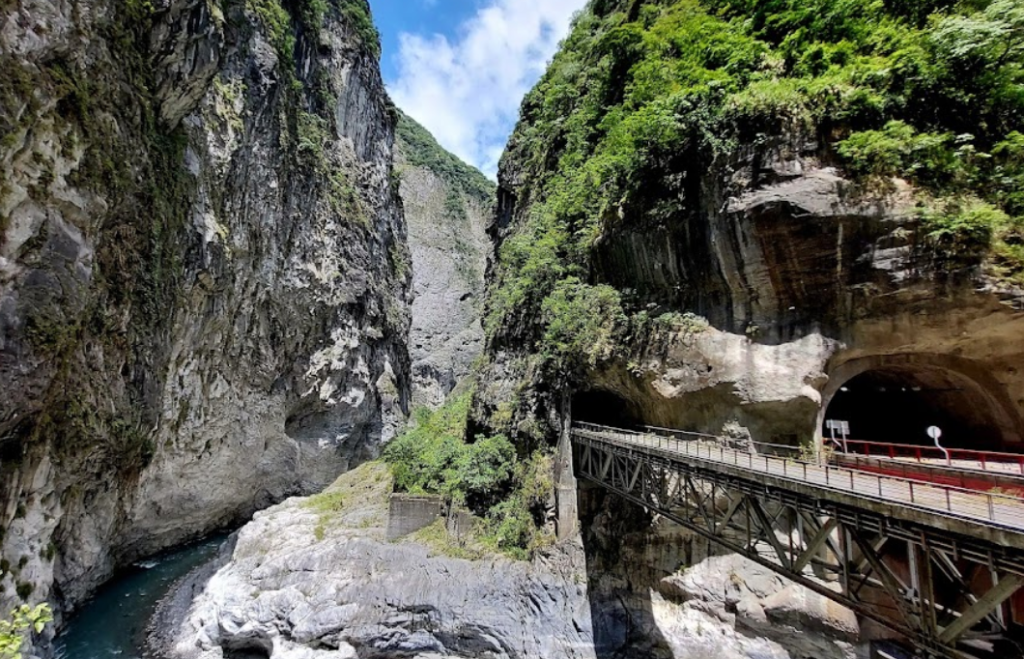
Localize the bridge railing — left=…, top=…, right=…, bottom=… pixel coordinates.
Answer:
left=836, top=439, right=1024, bottom=476
left=831, top=453, right=1024, bottom=494
left=571, top=422, right=1024, bottom=530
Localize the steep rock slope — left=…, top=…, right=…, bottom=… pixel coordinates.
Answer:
left=395, top=112, right=494, bottom=409
left=0, top=0, right=409, bottom=630
left=475, top=0, right=1024, bottom=451
left=468, top=0, right=1024, bottom=654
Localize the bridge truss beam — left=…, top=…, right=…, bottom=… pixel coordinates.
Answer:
left=573, top=432, right=1024, bottom=659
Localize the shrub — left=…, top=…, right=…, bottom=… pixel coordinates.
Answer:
left=383, top=393, right=518, bottom=505
left=540, top=277, right=626, bottom=373
left=383, top=393, right=473, bottom=495
left=448, top=434, right=517, bottom=509
left=383, top=394, right=555, bottom=559
left=0, top=604, right=52, bottom=659
left=837, top=121, right=960, bottom=185
left=921, top=198, right=1009, bottom=258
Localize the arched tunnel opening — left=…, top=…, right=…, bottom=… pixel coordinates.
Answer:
left=572, top=389, right=645, bottom=429
left=822, top=365, right=1018, bottom=453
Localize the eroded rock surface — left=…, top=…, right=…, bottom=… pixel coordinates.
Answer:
left=395, top=113, right=493, bottom=409
left=162, top=463, right=594, bottom=659
left=478, top=134, right=1024, bottom=450
left=0, top=0, right=409, bottom=633
left=579, top=489, right=864, bottom=659
left=163, top=464, right=862, bottom=659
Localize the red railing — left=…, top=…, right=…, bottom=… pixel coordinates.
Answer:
left=835, top=439, right=1024, bottom=476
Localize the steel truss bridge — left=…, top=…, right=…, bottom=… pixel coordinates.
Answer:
left=571, top=422, right=1024, bottom=659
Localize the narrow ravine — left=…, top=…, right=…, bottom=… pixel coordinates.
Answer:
left=54, top=535, right=228, bottom=659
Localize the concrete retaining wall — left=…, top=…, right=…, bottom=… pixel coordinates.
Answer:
left=386, top=494, right=443, bottom=540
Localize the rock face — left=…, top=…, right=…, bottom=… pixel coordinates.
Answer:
left=570, top=149, right=1024, bottom=448
left=163, top=462, right=859, bottom=659
left=576, top=487, right=863, bottom=659
left=0, top=0, right=409, bottom=633
left=470, top=0, right=1024, bottom=653
left=161, top=463, right=594, bottom=659
left=482, top=138, right=1024, bottom=448
left=394, top=112, right=493, bottom=409
left=474, top=1, right=1024, bottom=453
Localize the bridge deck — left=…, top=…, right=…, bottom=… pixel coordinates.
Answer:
left=573, top=423, right=1024, bottom=551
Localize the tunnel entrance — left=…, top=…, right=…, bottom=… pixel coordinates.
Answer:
left=572, top=390, right=644, bottom=429
left=822, top=359, right=1021, bottom=452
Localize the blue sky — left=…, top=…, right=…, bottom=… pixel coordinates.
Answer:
left=368, top=0, right=587, bottom=178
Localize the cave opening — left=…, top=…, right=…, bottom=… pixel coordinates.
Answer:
left=822, top=365, right=1016, bottom=452
left=221, top=637, right=272, bottom=659
left=572, top=389, right=644, bottom=429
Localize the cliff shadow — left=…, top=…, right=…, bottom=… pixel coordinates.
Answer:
left=577, top=480, right=698, bottom=658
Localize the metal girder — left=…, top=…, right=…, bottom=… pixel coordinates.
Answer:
left=938, top=574, right=1024, bottom=644
left=793, top=517, right=838, bottom=573
left=572, top=429, right=1024, bottom=659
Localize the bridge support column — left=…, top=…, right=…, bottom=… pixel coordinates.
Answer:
left=554, top=399, right=578, bottom=542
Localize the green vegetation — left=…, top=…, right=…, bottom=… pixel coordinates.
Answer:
left=395, top=111, right=495, bottom=205
left=248, top=0, right=380, bottom=66
left=0, top=604, right=51, bottom=659
left=307, top=488, right=344, bottom=541
left=539, top=278, right=625, bottom=376
left=409, top=519, right=486, bottom=560
left=296, top=110, right=331, bottom=163
left=383, top=393, right=554, bottom=559
left=384, top=393, right=515, bottom=509
left=302, top=461, right=391, bottom=540
left=484, top=0, right=1024, bottom=392
left=340, top=0, right=381, bottom=59
left=247, top=0, right=295, bottom=67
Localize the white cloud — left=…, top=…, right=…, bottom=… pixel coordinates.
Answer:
left=387, top=0, right=586, bottom=179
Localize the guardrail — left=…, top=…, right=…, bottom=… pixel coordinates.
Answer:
left=837, top=439, right=1024, bottom=475
left=833, top=453, right=1024, bottom=494
left=571, top=422, right=1024, bottom=531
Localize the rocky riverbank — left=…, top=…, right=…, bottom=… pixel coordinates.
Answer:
left=155, top=462, right=864, bottom=659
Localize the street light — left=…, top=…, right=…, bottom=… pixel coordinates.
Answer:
left=927, top=426, right=949, bottom=466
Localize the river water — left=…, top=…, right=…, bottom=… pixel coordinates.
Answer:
left=54, top=535, right=227, bottom=659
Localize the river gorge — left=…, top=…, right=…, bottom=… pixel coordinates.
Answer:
left=3, top=0, right=1024, bottom=657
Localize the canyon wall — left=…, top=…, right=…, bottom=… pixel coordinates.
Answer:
left=0, top=0, right=409, bottom=627
left=470, top=1, right=1024, bottom=655
left=475, top=0, right=1024, bottom=454
left=394, top=112, right=493, bottom=409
